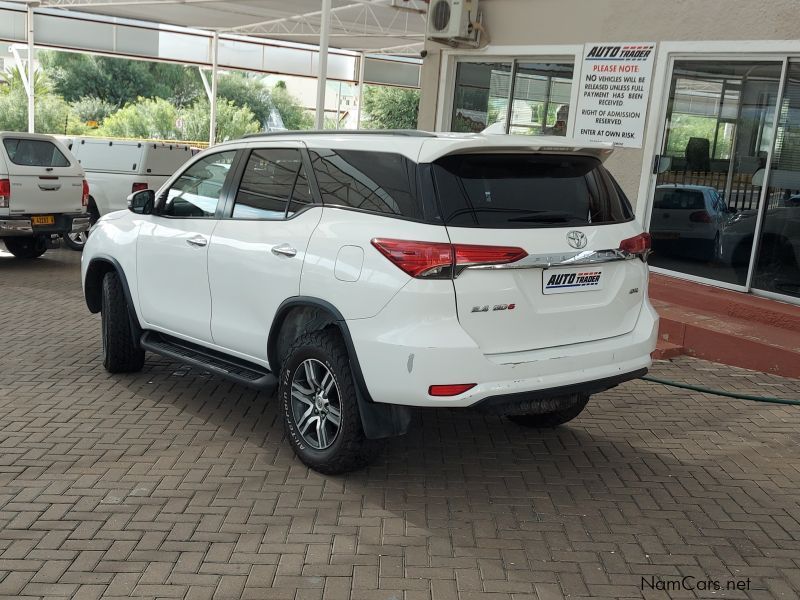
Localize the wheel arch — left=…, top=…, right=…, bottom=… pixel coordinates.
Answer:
left=268, top=296, right=411, bottom=440
left=86, top=255, right=144, bottom=347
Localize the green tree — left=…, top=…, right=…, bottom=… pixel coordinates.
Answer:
left=0, top=66, right=50, bottom=96
left=99, top=97, right=179, bottom=139
left=216, top=73, right=273, bottom=127
left=0, top=87, right=86, bottom=135
left=362, top=85, right=419, bottom=129
left=39, top=51, right=202, bottom=107
left=180, top=99, right=260, bottom=142
left=270, top=82, right=313, bottom=130
left=71, top=96, right=117, bottom=124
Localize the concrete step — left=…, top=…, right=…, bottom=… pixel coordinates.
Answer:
left=650, top=273, right=800, bottom=333
left=651, top=299, right=800, bottom=378
left=652, top=339, right=686, bottom=360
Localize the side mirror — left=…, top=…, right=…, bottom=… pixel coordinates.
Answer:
left=127, top=189, right=155, bottom=215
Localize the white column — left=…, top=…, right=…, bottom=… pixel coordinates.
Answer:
left=209, top=32, right=219, bottom=145
left=315, top=0, right=331, bottom=130
left=355, top=52, right=366, bottom=129
left=27, top=5, right=35, bottom=133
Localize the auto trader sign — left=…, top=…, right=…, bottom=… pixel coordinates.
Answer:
left=574, top=43, right=656, bottom=148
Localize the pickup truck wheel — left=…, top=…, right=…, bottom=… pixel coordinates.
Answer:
left=2, top=236, right=47, bottom=259
left=507, top=393, right=590, bottom=428
left=101, top=271, right=144, bottom=373
left=63, top=204, right=99, bottom=251
left=63, top=231, right=88, bottom=251
left=279, top=329, right=377, bottom=474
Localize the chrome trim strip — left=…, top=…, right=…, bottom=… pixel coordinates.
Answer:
left=0, top=219, right=33, bottom=235
left=71, top=217, right=91, bottom=232
left=465, top=249, right=639, bottom=271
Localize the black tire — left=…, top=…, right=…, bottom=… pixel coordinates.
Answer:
left=101, top=271, right=145, bottom=373
left=3, top=236, right=47, bottom=259
left=507, top=393, right=590, bottom=428
left=279, top=329, right=378, bottom=474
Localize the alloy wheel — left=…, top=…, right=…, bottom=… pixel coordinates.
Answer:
left=68, top=231, right=88, bottom=246
left=290, top=358, right=342, bottom=450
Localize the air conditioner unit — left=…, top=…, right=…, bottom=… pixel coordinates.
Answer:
left=426, top=0, right=478, bottom=40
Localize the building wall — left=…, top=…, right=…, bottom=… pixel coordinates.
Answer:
left=418, top=0, right=799, bottom=205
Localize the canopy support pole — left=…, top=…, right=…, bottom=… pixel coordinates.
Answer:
left=209, top=31, right=219, bottom=145
left=27, top=5, right=35, bottom=133
left=356, top=52, right=366, bottom=129
left=315, top=0, right=331, bottom=130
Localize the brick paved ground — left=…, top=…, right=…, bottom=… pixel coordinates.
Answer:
left=1, top=246, right=799, bottom=600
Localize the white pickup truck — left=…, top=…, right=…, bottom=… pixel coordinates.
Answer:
left=0, top=132, right=90, bottom=259
left=61, top=137, right=194, bottom=249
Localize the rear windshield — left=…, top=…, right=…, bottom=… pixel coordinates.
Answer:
left=653, top=188, right=705, bottom=210
left=3, top=138, right=70, bottom=168
left=432, top=154, right=633, bottom=228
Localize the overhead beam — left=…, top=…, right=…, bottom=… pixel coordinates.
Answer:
left=224, top=0, right=394, bottom=32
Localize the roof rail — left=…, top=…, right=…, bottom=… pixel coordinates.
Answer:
left=240, top=129, right=437, bottom=139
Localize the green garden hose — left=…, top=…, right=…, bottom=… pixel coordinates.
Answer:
left=640, top=375, right=800, bottom=406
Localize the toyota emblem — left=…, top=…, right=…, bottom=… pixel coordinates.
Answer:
left=566, top=230, right=587, bottom=249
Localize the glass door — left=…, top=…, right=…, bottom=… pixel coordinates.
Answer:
left=751, top=60, right=800, bottom=300
left=647, top=60, right=783, bottom=288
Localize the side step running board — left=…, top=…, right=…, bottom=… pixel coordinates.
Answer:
left=140, top=331, right=277, bottom=393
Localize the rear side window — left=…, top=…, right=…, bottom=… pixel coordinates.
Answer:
left=3, top=138, right=70, bottom=167
left=233, top=148, right=313, bottom=220
left=654, top=189, right=705, bottom=210
left=309, top=149, right=422, bottom=220
left=432, top=154, right=633, bottom=228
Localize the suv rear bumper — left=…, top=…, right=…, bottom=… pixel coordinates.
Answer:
left=0, top=214, right=90, bottom=237
left=347, top=287, right=659, bottom=408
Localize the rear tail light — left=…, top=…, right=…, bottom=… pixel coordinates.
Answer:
left=371, top=238, right=527, bottom=279
left=0, top=179, right=9, bottom=208
left=689, top=210, right=712, bottom=223
left=620, top=232, right=652, bottom=257
left=429, top=384, right=476, bottom=397
left=81, top=179, right=90, bottom=207
left=132, top=182, right=148, bottom=194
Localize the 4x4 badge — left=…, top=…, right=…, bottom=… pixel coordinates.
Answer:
left=566, top=230, right=587, bottom=249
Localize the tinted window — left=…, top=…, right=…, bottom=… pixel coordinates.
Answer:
left=653, top=189, right=706, bottom=210
left=309, top=150, right=422, bottom=219
left=433, top=154, right=633, bottom=228
left=163, top=151, right=236, bottom=218
left=233, top=148, right=312, bottom=220
left=3, top=138, right=70, bottom=167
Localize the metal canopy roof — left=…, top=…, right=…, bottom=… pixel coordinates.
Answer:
left=34, top=0, right=428, bottom=55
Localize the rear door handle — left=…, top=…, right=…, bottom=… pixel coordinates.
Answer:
left=186, top=235, right=208, bottom=248
left=271, top=243, right=297, bottom=258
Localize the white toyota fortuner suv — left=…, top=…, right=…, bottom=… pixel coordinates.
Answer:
left=81, top=131, right=658, bottom=473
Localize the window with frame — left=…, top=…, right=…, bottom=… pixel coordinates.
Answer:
left=163, top=151, right=236, bottom=218
left=233, top=148, right=313, bottom=220
left=450, top=60, right=575, bottom=136
left=308, top=149, right=422, bottom=220
left=2, top=138, right=70, bottom=167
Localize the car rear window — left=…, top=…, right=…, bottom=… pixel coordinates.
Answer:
left=308, top=149, right=424, bottom=220
left=3, top=138, right=70, bottom=168
left=432, top=154, right=633, bottom=228
left=654, top=188, right=705, bottom=210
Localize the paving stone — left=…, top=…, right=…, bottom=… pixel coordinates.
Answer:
left=1, top=247, right=799, bottom=599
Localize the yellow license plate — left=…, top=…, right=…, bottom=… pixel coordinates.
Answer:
left=31, top=215, right=55, bottom=226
